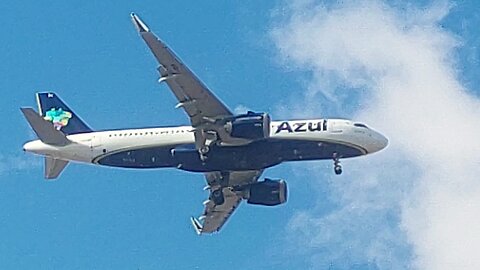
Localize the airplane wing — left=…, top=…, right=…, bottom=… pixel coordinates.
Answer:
left=191, top=170, right=263, bottom=234
left=130, top=13, right=233, bottom=128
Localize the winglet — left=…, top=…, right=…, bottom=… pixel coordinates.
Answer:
left=130, top=13, right=150, bottom=33
left=190, top=217, right=203, bottom=235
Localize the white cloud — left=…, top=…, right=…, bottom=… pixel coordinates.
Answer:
left=271, top=1, right=480, bottom=269
left=233, top=104, right=252, bottom=115
left=0, top=154, right=41, bottom=178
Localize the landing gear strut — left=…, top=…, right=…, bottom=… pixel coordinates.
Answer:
left=199, top=145, right=210, bottom=162
left=333, top=152, right=342, bottom=175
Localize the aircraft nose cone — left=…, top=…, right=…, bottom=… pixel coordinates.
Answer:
left=370, top=131, right=388, bottom=153
left=378, top=133, right=389, bottom=149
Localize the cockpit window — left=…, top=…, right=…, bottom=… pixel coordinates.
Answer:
left=354, top=123, right=369, bottom=129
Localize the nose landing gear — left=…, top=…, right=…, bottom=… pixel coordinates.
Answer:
left=199, top=145, right=210, bottom=162
left=333, top=152, right=342, bottom=175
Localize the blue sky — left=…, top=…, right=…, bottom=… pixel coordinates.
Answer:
left=1, top=1, right=480, bottom=269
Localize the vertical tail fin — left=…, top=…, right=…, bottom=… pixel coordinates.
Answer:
left=36, top=92, right=92, bottom=135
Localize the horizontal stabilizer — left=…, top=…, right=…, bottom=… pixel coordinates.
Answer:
left=21, top=107, right=71, bottom=146
left=45, top=157, right=69, bottom=180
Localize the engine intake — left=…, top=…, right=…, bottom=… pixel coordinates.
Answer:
left=225, top=112, right=270, bottom=140
left=246, top=179, right=287, bottom=206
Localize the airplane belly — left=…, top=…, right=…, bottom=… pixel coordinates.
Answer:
left=172, top=139, right=364, bottom=172
left=277, top=140, right=365, bottom=162
left=172, top=144, right=282, bottom=172
left=92, top=137, right=366, bottom=171
left=93, top=133, right=195, bottom=168
left=93, top=141, right=282, bottom=171
left=94, top=145, right=178, bottom=168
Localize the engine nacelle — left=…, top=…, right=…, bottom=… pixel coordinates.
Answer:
left=246, top=179, right=287, bottom=206
left=225, top=112, right=271, bottom=140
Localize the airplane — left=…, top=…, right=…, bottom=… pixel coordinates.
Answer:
left=21, top=13, right=388, bottom=234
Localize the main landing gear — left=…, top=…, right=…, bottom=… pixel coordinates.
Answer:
left=333, top=152, right=342, bottom=175
left=208, top=171, right=229, bottom=206
left=211, top=188, right=225, bottom=205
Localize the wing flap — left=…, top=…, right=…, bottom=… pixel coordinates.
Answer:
left=193, top=170, right=263, bottom=234
left=200, top=188, right=242, bottom=233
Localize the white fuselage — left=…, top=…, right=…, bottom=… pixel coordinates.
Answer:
left=23, top=119, right=388, bottom=168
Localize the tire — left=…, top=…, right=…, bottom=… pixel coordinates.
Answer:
left=211, top=189, right=225, bottom=205
left=199, top=146, right=210, bottom=155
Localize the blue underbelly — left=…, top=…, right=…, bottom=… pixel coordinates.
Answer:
left=95, top=139, right=364, bottom=172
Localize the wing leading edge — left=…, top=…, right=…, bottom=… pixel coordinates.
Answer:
left=130, top=13, right=233, bottom=128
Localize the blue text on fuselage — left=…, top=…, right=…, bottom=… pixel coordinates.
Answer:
left=275, top=120, right=327, bottom=134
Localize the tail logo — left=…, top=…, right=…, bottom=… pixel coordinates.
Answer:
left=44, top=108, right=72, bottom=130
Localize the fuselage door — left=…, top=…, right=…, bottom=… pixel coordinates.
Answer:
left=329, top=120, right=344, bottom=133
left=91, top=134, right=102, bottom=149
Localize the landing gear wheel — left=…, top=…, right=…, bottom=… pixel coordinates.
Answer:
left=199, top=146, right=210, bottom=155
left=333, top=152, right=342, bottom=175
left=334, top=166, right=343, bottom=175
left=199, top=146, right=210, bottom=162
left=211, top=188, right=225, bottom=205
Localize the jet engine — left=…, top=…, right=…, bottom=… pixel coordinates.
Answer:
left=224, top=112, right=271, bottom=140
left=246, top=179, right=287, bottom=206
